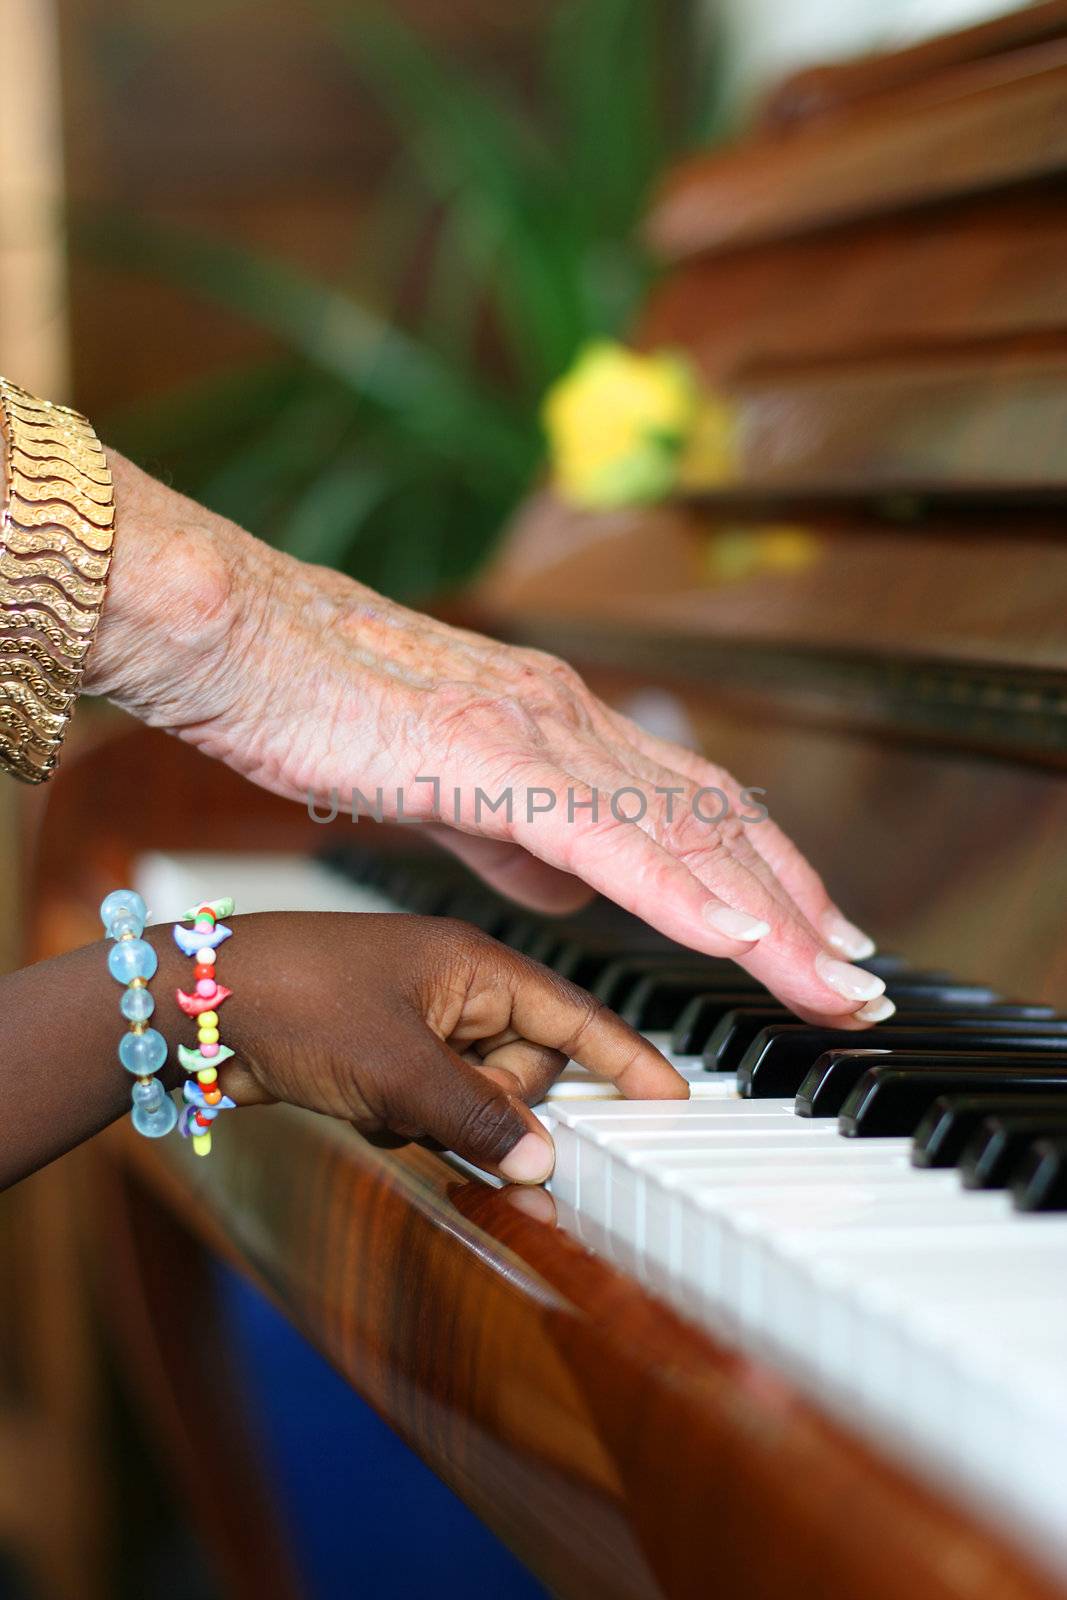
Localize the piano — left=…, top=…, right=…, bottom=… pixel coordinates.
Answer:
left=21, top=5, right=1067, bottom=1597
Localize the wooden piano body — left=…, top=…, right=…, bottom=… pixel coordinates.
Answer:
left=18, top=6, right=1067, bottom=1598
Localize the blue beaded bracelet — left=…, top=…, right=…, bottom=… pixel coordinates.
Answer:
left=101, top=888, right=178, bottom=1138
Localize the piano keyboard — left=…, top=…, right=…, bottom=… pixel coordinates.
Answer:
left=135, top=845, right=1067, bottom=1583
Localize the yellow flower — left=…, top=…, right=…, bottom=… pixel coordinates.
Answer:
left=542, top=341, right=701, bottom=508
left=676, top=391, right=738, bottom=489
left=704, top=524, right=820, bottom=585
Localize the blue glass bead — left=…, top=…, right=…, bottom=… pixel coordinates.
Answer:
left=120, top=985, right=154, bottom=1023
left=107, top=938, right=157, bottom=985
left=107, top=911, right=144, bottom=940
left=118, top=1028, right=168, bottom=1076
left=100, top=889, right=147, bottom=937
left=131, top=1077, right=166, bottom=1110
left=131, top=1094, right=178, bottom=1139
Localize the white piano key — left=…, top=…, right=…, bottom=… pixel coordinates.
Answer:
left=600, top=1118, right=847, bottom=1149
left=545, top=1069, right=736, bottom=1099
left=137, top=850, right=397, bottom=919
left=144, top=849, right=1067, bottom=1580
left=681, top=1177, right=1002, bottom=1341
left=541, top=1096, right=788, bottom=1131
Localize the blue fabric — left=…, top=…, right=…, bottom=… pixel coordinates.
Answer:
left=218, top=1267, right=547, bottom=1600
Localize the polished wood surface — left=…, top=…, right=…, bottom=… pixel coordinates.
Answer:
left=26, top=725, right=1067, bottom=1600
left=650, top=12, right=1067, bottom=257
left=25, top=10, right=1067, bottom=1598
left=760, top=0, right=1067, bottom=126
left=25, top=720, right=1067, bottom=1600
left=633, top=9, right=1067, bottom=498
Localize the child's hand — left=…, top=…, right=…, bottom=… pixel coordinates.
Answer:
left=204, top=913, right=687, bottom=1184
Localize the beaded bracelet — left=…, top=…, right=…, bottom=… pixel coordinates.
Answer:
left=174, top=898, right=236, bottom=1157
left=101, top=889, right=178, bottom=1138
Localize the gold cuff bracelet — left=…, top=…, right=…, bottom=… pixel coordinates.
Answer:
left=0, top=375, right=114, bottom=782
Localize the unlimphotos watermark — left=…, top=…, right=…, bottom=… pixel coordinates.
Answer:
left=306, top=778, right=769, bottom=827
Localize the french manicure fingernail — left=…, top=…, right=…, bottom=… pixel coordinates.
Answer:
left=814, top=951, right=886, bottom=1003
left=704, top=904, right=771, bottom=942
left=500, top=1131, right=554, bottom=1185
left=821, top=910, right=877, bottom=961
left=854, top=996, right=896, bottom=1023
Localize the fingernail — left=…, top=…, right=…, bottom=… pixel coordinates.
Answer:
left=814, top=952, right=886, bottom=1003
left=704, top=904, right=771, bottom=942
left=854, top=996, right=896, bottom=1023
left=821, top=910, right=877, bottom=961
left=500, top=1130, right=554, bottom=1185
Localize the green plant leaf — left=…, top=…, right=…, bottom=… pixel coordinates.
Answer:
left=276, top=454, right=394, bottom=569
left=101, top=358, right=301, bottom=474
left=547, top=0, right=663, bottom=241
left=316, top=1, right=595, bottom=388
left=76, top=210, right=537, bottom=490
left=195, top=381, right=357, bottom=529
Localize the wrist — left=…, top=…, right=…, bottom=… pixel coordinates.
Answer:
left=144, top=911, right=282, bottom=1099
left=84, top=451, right=264, bottom=729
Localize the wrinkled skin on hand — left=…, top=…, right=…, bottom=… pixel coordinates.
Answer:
left=89, top=453, right=888, bottom=1029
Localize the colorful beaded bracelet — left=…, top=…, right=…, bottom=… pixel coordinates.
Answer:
left=174, top=897, right=236, bottom=1157
left=101, top=889, right=178, bottom=1138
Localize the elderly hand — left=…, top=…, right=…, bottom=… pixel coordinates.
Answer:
left=87, top=453, right=888, bottom=1029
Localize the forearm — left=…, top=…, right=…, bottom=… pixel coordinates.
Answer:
left=82, top=451, right=266, bottom=729
left=0, top=912, right=294, bottom=1190
left=0, top=925, right=189, bottom=1188
left=81, top=451, right=385, bottom=797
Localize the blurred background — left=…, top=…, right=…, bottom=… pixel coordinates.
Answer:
left=12, top=0, right=1030, bottom=605
left=0, top=1, right=1039, bottom=1596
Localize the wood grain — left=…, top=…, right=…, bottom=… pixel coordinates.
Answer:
left=760, top=0, right=1067, bottom=127
left=639, top=192, right=1067, bottom=377
left=648, top=41, right=1067, bottom=258
left=24, top=713, right=1067, bottom=1600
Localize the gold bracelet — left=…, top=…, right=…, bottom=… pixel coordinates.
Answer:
left=0, top=376, right=114, bottom=782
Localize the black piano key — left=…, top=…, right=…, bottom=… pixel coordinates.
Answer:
left=622, top=972, right=773, bottom=1029
left=605, top=956, right=982, bottom=1024
left=550, top=938, right=627, bottom=985
left=496, top=914, right=550, bottom=955
left=912, top=1094, right=1067, bottom=1168
left=404, top=879, right=463, bottom=915
left=551, top=944, right=702, bottom=991
left=678, top=998, right=1053, bottom=1063
left=595, top=958, right=752, bottom=1011
left=739, top=1024, right=1067, bottom=1099
left=437, top=890, right=515, bottom=938
left=671, top=993, right=774, bottom=1055
left=524, top=928, right=573, bottom=967
left=384, top=864, right=458, bottom=910
left=720, top=1011, right=1063, bottom=1080
left=960, top=1109, right=1067, bottom=1189
left=839, top=1063, right=1067, bottom=1137
left=796, top=1056, right=1067, bottom=1120
left=796, top=1049, right=899, bottom=1114
left=859, top=953, right=915, bottom=977
left=872, top=979, right=1002, bottom=1007
left=1011, top=1137, right=1067, bottom=1212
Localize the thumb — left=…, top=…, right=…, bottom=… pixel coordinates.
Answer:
left=415, top=1036, right=556, bottom=1185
